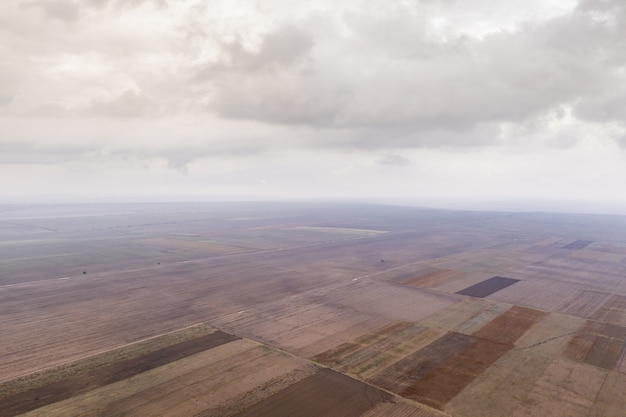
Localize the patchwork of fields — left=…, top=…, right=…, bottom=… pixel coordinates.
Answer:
left=2, top=202, right=626, bottom=416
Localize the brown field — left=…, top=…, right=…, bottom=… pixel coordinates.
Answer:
left=564, top=321, right=626, bottom=370
left=3, top=202, right=626, bottom=416
left=399, top=267, right=465, bottom=289
left=233, top=368, right=392, bottom=417
left=592, top=294, right=626, bottom=325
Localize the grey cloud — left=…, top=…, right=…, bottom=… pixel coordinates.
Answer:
left=575, top=86, right=626, bottom=122
left=210, top=74, right=349, bottom=126
left=378, top=154, right=411, bottom=166
left=578, top=0, right=624, bottom=12
left=138, top=142, right=267, bottom=174
left=197, top=25, right=335, bottom=125
left=569, top=0, right=626, bottom=123
left=165, top=153, right=191, bottom=174
left=256, top=26, right=314, bottom=68
left=0, top=116, right=271, bottom=170
left=197, top=2, right=625, bottom=141
left=23, top=0, right=165, bottom=24
left=84, top=90, right=160, bottom=118
left=349, top=123, right=502, bottom=149
left=1, top=1, right=183, bottom=119
left=0, top=139, right=93, bottom=164
left=24, top=0, right=80, bottom=23
left=0, top=96, right=13, bottom=107
left=0, top=63, right=20, bottom=107
left=198, top=25, right=314, bottom=76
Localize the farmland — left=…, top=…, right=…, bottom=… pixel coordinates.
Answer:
left=2, top=202, right=626, bottom=416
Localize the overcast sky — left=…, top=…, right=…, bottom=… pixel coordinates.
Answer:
left=1, top=0, right=625, bottom=212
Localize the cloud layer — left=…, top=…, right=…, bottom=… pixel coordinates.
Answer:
left=1, top=0, right=626, bottom=210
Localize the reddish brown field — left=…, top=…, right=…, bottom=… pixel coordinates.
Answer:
left=401, top=268, right=465, bottom=289
left=402, top=338, right=510, bottom=409
left=473, top=306, right=546, bottom=345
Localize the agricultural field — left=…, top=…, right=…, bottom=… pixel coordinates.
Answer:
left=2, top=202, right=626, bottom=416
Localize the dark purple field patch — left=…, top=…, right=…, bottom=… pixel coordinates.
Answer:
left=456, top=276, right=520, bottom=298
left=563, top=240, right=594, bottom=250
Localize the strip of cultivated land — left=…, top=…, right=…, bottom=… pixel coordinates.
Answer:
left=0, top=326, right=237, bottom=416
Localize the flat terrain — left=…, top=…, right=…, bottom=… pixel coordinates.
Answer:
left=2, top=202, right=626, bottom=416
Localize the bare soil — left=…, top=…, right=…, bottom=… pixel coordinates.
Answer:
left=473, top=306, right=547, bottom=345
left=232, top=368, right=392, bottom=417
left=369, top=332, right=476, bottom=394
left=402, top=338, right=510, bottom=409
left=592, top=295, right=626, bottom=325
left=402, top=268, right=465, bottom=289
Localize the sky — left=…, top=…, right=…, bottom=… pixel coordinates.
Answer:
left=1, top=0, right=625, bottom=213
